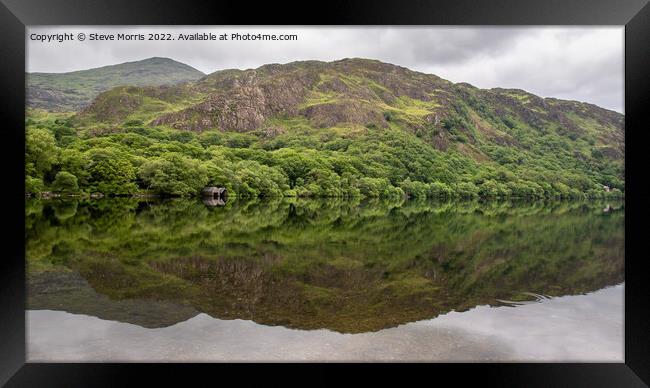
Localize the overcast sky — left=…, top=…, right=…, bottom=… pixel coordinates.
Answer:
left=26, top=26, right=624, bottom=113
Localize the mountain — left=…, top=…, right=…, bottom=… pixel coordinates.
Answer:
left=77, top=58, right=623, bottom=133
left=26, top=57, right=205, bottom=111
left=26, top=58, right=625, bottom=199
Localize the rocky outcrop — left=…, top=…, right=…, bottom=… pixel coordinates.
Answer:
left=77, top=86, right=145, bottom=123
left=151, top=68, right=321, bottom=132
left=145, top=60, right=454, bottom=132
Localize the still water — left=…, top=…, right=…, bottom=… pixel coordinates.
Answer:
left=26, top=197, right=624, bottom=361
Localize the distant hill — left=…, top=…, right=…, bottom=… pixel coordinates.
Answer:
left=26, top=57, right=205, bottom=111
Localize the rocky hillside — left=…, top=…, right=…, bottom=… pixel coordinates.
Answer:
left=27, top=57, right=205, bottom=111
left=78, top=59, right=622, bottom=133
left=26, top=58, right=625, bottom=198
left=78, top=58, right=624, bottom=183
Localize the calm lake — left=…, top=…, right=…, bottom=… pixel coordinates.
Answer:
left=25, top=197, right=624, bottom=361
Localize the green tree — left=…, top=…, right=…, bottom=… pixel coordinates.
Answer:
left=139, top=152, right=209, bottom=196
left=234, top=160, right=289, bottom=197
left=399, top=178, right=429, bottom=199
left=51, top=171, right=79, bottom=193
left=26, top=127, right=59, bottom=178
left=59, top=148, right=91, bottom=188
left=26, top=176, right=45, bottom=194
left=87, top=149, right=138, bottom=194
left=455, top=182, right=479, bottom=198
left=428, top=181, right=452, bottom=198
left=274, top=149, right=322, bottom=188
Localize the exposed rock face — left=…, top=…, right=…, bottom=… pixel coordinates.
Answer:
left=152, top=85, right=268, bottom=132
left=27, top=86, right=72, bottom=111
left=151, top=67, right=321, bottom=132
left=142, top=59, right=456, bottom=132
left=261, top=126, right=285, bottom=138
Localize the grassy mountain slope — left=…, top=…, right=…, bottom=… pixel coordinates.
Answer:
left=26, top=58, right=624, bottom=199
left=27, top=57, right=205, bottom=111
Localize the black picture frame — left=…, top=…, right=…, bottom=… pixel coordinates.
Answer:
left=1, top=0, right=649, bottom=386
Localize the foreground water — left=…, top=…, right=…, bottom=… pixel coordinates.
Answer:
left=26, top=197, right=624, bottom=361
left=28, top=284, right=623, bottom=361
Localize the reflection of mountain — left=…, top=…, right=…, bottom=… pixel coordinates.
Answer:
left=26, top=198, right=624, bottom=333
left=28, top=271, right=198, bottom=328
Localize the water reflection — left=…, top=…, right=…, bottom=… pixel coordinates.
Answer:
left=26, top=198, right=624, bottom=334
left=27, top=285, right=624, bottom=362
left=202, top=197, right=226, bottom=207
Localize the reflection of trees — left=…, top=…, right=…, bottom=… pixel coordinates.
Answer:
left=26, top=198, right=624, bottom=332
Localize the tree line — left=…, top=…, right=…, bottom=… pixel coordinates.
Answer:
left=25, top=114, right=624, bottom=200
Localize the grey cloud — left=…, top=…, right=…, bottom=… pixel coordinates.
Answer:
left=400, top=28, right=530, bottom=65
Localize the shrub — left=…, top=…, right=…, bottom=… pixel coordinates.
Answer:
left=123, top=119, right=144, bottom=127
